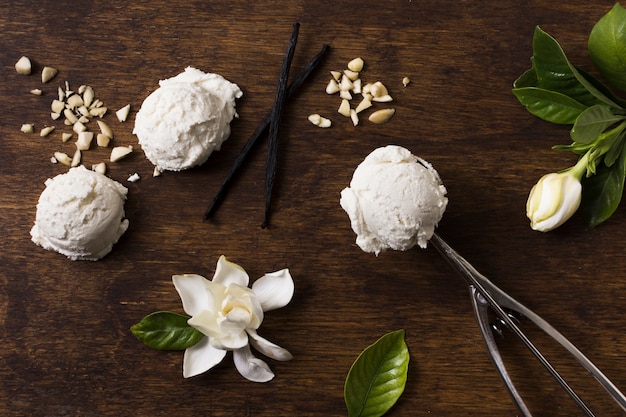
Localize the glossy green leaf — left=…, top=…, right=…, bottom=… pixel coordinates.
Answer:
left=578, top=67, right=626, bottom=109
left=513, top=66, right=538, bottom=88
left=580, top=142, right=626, bottom=227
left=512, top=87, right=587, bottom=124
left=344, top=330, right=409, bottom=417
left=589, top=3, right=626, bottom=93
left=571, top=104, right=625, bottom=144
left=131, top=311, right=204, bottom=351
left=533, top=26, right=620, bottom=109
left=604, top=129, right=626, bottom=167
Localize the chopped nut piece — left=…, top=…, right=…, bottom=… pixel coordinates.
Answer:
left=89, top=106, right=107, bottom=118
left=116, top=104, right=131, bottom=122
left=352, top=79, right=362, bottom=94
left=96, top=133, right=111, bottom=147
left=368, top=108, right=396, bottom=124
left=78, top=115, right=90, bottom=124
left=82, top=86, right=94, bottom=107
left=63, top=108, right=78, bottom=124
left=30, top=89, right=42, bottom=95
left=92, top=162, right=107, bottom=175
left=50, top=112, right=61, bottom=120
left=307, top=114, right=331, bottom=128
left=58, top=86, right=65, bottom=102
left=308, top=114, right=322, bottom=125
left=318, top=117, right=332, bottom=128
left=153, top=166, right=162, bottom=177
left=21, top=123, right=34, bottom=133
left=54, top=151, right=72, bottom=166
left=127, top=173, right=140, bottom=182
left=330, top=71, right=342, bottom=81
left=339, top=75, right=354, bottom=92
left=110, top=145, right=133, bottom=162
left=77, top=106, right=90, bottom=117
left=343, top=69, right=360, bottom=81
left=339, top=90, right=353, bottom=100
left=61, top=132, right=73, bottom=142
left=76, top=131, right=94, bottom=150
left=350, top=109, right=359, bottom=126
left=355, top=97, right=372, bottom=113
left=71, top=149, right=81, bottom=167
left=40, top=126, right=55, bottom=137
left=370, top=81, right=389, bottom=98
left=15, top=56, right=32, bottom=75
left=347, top=57, right=364, bottom=72
left=338, top=99, right=351, bottom=117
left=96, top=120, right=113, bottom=139
left=41, top=66, right=58, bottom=83
left=325, top=79, right=340, bottom=95
left=402, top=76, right=411, bottom=87
left=66, top=94, right=84, bottom=109
left=72, top=121, right=87, bottom=134
left=51, top=99, right=65, bottom=114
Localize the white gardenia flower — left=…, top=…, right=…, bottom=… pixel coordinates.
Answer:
left=172, top=255, right=294, bottom=382
left=526, top=170, right=582, bottom=232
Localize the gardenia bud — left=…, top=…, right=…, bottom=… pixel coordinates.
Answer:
left=526, top=171, right=582, bottom=232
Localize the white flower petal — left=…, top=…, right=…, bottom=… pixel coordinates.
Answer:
left=213, top=255, right=249, bottom=287
left=247, top=329, right=293, bottom=361
left=251, top=268, right=294, bottom=312
left=182, top=337, right=227, bottom=378
left=233, top=345, right=275, bottom=383
left=172, top=274, right=213, bottom=316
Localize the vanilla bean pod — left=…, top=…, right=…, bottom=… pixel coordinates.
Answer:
left=203, top=42, right=330, bottom=220
left=261, top=22, right=300, bottom=228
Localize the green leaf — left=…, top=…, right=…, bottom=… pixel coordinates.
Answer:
left=512, top=87, right=587, bottom=124
left=578, top=67, right=626, bottom=109
left=604, top=129, right=626, bottom=166
left=513, top=67, right=538, bottom=88
left=589, top=3, right=626, bottom=93
left=131, top=311, right=204, bottom=351
left=344, top=330, right=409, bottom=417
left=532, top=26, right=621, bottom=109
left=579, top=142, right=626, bottom=227
left=571, top=104, right=625, bottom=144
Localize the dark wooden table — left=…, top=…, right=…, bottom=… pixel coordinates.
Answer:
left=2, top=1, right=626, bottom=416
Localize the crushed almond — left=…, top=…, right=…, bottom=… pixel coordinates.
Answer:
left=41, top=66, right=58, bottom=83
left=40, top=126, right=55, bottom=137
left=368, top=108, right=396, bottom=124
left=110, top=145, right=133, bottom=162
left=116, top=104, right=131, bottom=122
left=15, top=56, right=32, bottom=75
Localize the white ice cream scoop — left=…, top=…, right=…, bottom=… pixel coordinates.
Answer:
left=340, top=145, right=448, bottom=255
left=133, top=67, right=242, bottom=171
left=30, top=166, right=129, bottom=261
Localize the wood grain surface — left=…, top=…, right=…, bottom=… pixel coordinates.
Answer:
left=2, top=1, right=626, bottom=416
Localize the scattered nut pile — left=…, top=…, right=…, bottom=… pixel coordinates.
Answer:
left=309, top=57, right=409, bottom=128
left=15, top=55, right=134, bottom=176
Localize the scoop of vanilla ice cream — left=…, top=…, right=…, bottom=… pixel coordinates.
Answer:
left=340, top=145, right=448, bottom=255
left=133, top=67, right=243, bottom=171
left=30, top=166, right=129, bottom=261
